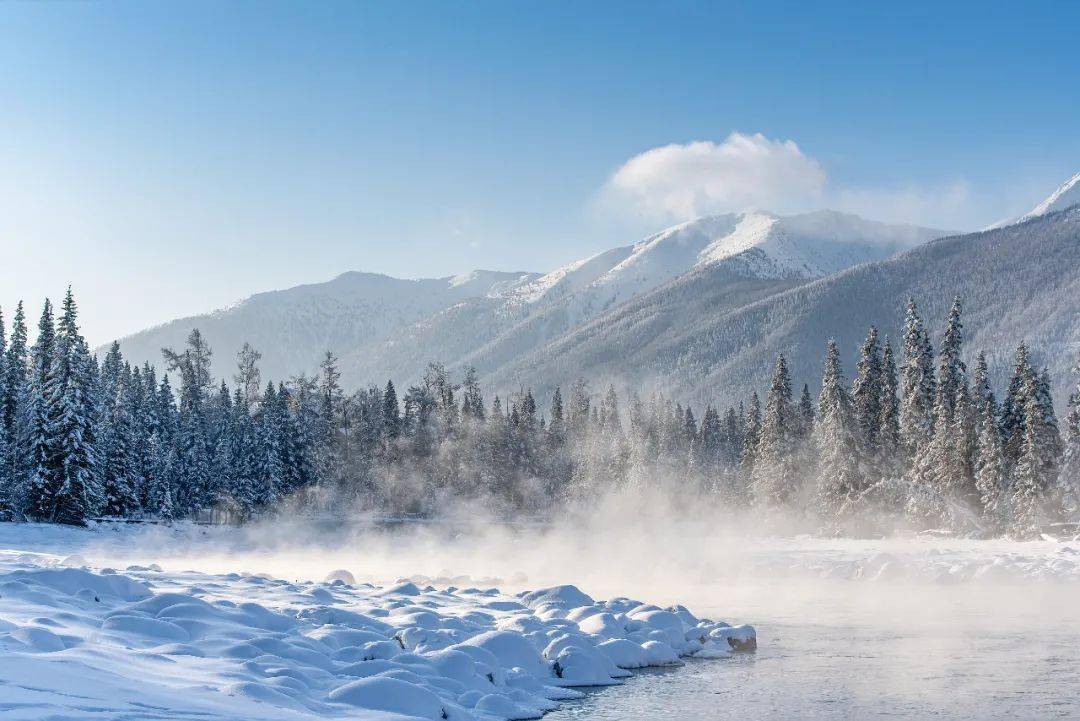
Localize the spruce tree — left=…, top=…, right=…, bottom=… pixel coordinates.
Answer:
left=852, top=327, right=883, bottom=453
left=815, top=340, right=862, bottom=520
left=899, top=299, right=935, bottom=459
left=752, top=354, right=797, bottom=506
left=548, top=386, right=565, bottom=441
left=1000, top=342, right=1033, bottom=465
left=2, top=301, right=27, bottom=437
left=1062, top=353, right=1080, bottom=514
left=22, top=300, right=58, bottom=521
left=877, top=339, right=901, bottom=470
left=974, top=399, right=1009, bottom=532
left=43, top=290, right=101, bottom=525
left=936, top=296, right=966, bottom=423
left=1011, top=371, right=1060, bottom=537
left=738, top=391, right=761, bottom=505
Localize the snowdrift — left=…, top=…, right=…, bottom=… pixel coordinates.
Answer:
left=0, top=539, right=754, bottom=720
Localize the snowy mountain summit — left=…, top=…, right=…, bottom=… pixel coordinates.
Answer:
left=989, top=171, right=1080, bottom=228
left=505, top=209, right=942, bottom=312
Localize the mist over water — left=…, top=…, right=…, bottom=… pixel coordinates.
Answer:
left=48, top=486, right=1080, bottom=719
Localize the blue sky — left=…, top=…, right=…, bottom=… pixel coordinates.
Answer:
left=2, top=1, right=1078, bottom=344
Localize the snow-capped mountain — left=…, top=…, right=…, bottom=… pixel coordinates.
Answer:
left=493, top=210, right=943, bottom=335
left=109, top=210, right=944, bottom=388
left=485, top=204, right=1080, bottom=412
left=988, top=171, right=1080, bottom=228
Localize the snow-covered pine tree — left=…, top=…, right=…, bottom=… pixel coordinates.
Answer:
left=752, top=354, right=798, bottom=507
left=2, top=302, right=27, bottom=439
left=852, top=327, right=883, bottom=454
left=877, top=338, right=901, bottom=470
left=974, top=398, right=1009, bottom=533
left=568, top=379, right=591, bottom=438
left=1062, top=353, right=1080, bottom=514
left=0, top=307, right=7, bottom=511
left=1000, top=342, right=1033, bottom=465
left=0, top=301, right=28, bottom=515
left=724, top=405, right=742, bottom=467
left=907, top=297, right=974, bottom=531
left=909, top=385, right=968, bottom=531
left=145, top=375, right=179, bottom=518
left=164, top=330, right=216, bottom=516
left=42, top=290, right=101, bottom=525
left=254, top=381, right=285, bottom=509
left=899, top=299, right=936, bottom=460
left=797, top=384, right=815, bottom=441
left=100, top=362, right=141, bottom=517
left=936, top=296, right=966, bottom=423
left=21, top=300, right=58, bottom=522
left=382, top=379, right=399, bottom=440
left=176, top=401, right=213, bottom=516
left=548, top=386, right=564, bottom=442
left=815, top=340, right=863, bottom=521
left=460, top=366, right=484, bottom=422
left=1010, top=370, right=1062, bottom=538
left=697, top=406, right=723, bottom=482
left=737, top=391, right=761, bottom=505
left=972, top=351, right=997, bottom=429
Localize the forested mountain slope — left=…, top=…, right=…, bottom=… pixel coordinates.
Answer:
left=486, top=206, right=1080, bottom=410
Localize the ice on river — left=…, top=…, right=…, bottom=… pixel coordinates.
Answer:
left=0, top=523, right=754, bottom=721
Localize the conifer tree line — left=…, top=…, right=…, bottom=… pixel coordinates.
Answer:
left=1, top=290, right=1079, bottom=537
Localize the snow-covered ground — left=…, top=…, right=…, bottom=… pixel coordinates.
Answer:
left=5, top=518, right=1080, bottom=719
left=0, top=522, right=754, bottom=720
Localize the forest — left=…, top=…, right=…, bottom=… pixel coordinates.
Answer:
left=0, top=290, right=1077, bottom=538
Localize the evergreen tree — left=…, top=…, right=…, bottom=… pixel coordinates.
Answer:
left=815, top=340, right=863, bottom=520
left=877, top=338, right=901, bottom=468
left=852, top=326, right=883, bottom=453
left=460, top=367, right=485, bottom=421
left=548, top=386, right=565, bottom=441
left=43, top=290, right=101, bottom=524
left=936, top=296, right=966, bottom=423
left=1000, top=342, right=1033, bottom=464
left=797, top=384, right=815, bottom=441
left=972, top=351, right=997, bottom=427
left=752, top=354, right=797, bottom=506
left=899, top=299, right=935, bottom=459
left=382, top=379, right=399, bottom=439
left=1011, top=371, right=1061, bottom=537
left=1062, top=353, right=1080, bottom=513
left=2, top=301, right=27, bottom=437
left=738, top=391, right=761, bottom=504
left=254, top=382, right=286, bottom=508
left=21, top=300, right=58, bottom=521
left=974, top=399, right=1009, bottom=532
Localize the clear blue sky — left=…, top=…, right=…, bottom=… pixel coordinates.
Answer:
left=2, top=0, right=1078, bottom=345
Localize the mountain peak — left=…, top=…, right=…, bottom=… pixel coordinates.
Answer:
left=989, top=171, right=1080, bottom=229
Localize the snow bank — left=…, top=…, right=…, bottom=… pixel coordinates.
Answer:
left=0, top=531, right=754, bottom=721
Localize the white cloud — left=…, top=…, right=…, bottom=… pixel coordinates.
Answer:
left=595, top=133, right=1003, bottom=232
left=597, top=132, right=827, bottom=224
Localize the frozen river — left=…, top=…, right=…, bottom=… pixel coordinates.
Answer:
left=547, top=578, right=1080, bottom=719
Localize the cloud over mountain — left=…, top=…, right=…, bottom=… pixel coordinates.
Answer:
left=597, top=132, right=827, bottom=223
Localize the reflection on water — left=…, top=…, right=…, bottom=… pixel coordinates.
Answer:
left=546, top=580, right=1080, bottom=720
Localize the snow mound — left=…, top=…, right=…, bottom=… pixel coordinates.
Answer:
left=0, top=532, right=754, bottom=721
